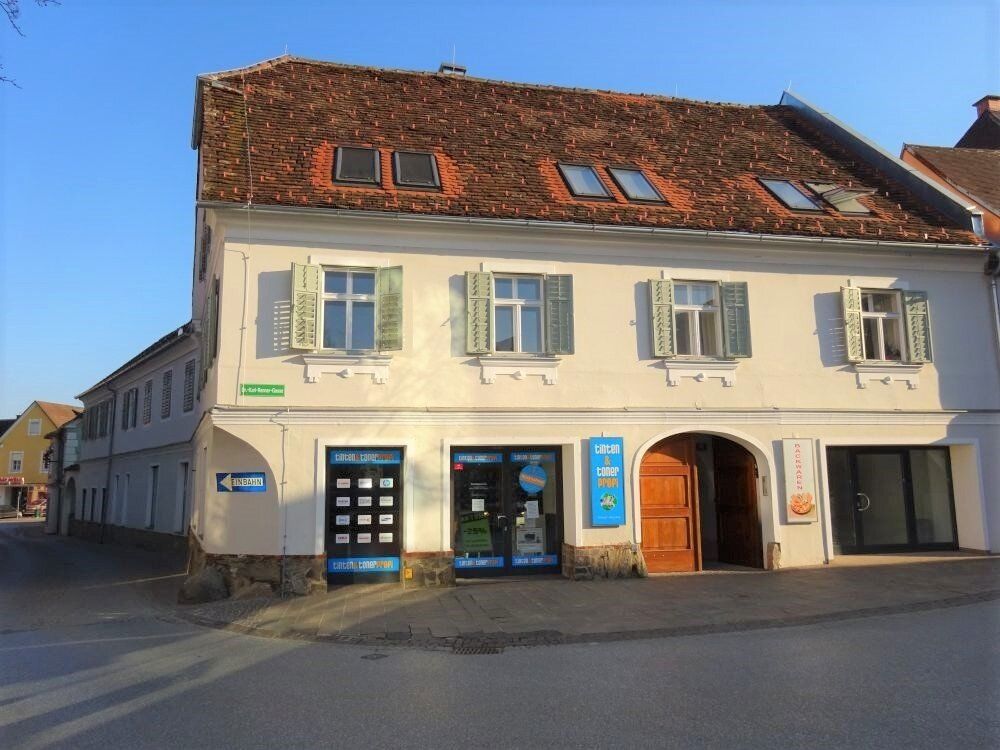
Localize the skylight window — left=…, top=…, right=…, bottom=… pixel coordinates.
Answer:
left=608, top=167, right=664, bottom=202
left=759, top=178, right=822, bottom=211
left=557, top=163, right=611, bottom=198
left=805, top=182, right=873, bottom=215
left=394, top=151, right=441, bottom=188
left=334, top=146, right=380, bottom=184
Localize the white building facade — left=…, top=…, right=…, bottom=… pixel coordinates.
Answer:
left=178, top=57, right=998, bottom=594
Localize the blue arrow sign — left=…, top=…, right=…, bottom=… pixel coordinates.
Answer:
left=216, top=472, right=267, bottom=493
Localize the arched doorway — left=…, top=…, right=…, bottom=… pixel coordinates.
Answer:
left=639, top=434, right=763, bottom=572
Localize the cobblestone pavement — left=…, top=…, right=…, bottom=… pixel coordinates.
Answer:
left=182, top=556, right=1000, bottom=652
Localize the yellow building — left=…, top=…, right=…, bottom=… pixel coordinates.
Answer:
left=0, top=401, right=80, bottom=513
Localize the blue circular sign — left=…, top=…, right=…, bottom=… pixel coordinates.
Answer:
left=519, top=464, right=547, bottom=495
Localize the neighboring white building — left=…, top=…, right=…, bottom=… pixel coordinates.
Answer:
left=171, top=57, right=999, bottom=594
left=73, top=324, right=199, bottom=551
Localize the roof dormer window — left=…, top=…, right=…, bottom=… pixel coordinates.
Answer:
left=759, top=178, right=822, bottom=211
left=805, top=182, right=873, bottom=215
left=393, top=151, right=440, bottom=188
left=557, top=163, right=611, bottom=198
left=608, top=167, right=664, bottom=202
left=334, top=146, right=380, bottom=185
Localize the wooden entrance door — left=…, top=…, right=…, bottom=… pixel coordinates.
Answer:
left=639, top=436, right=700, bottom=573
left=712, top=439, right=763, bottom=568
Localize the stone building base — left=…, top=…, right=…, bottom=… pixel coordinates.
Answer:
left=562, top=543, right=648, bottom=580
left=402, top=552, right=455, bottom=588
left=186, top=533, right=326, bottom=598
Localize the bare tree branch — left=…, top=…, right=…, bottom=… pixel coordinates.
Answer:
left=1, top=1, right=58, bottom=86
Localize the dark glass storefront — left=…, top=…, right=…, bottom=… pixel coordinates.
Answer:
left=451, top=447, right=562, bottom=576
left=827, top=446, right=958, bottom=554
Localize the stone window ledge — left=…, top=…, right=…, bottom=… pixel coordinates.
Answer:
left=477, top=355, right=561, bottom=385
left=302, top=353, right=392, bottom=385
left=664, top=359, right=738, bottom=387
left=853, top=363, right=922, bottom=390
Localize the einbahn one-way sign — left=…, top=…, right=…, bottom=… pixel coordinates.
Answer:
left=216, top=472, right=267, bottom=492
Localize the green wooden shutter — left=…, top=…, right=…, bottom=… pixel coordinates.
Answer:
left=545, top=274, right=574, bottom=355
left=466, top=271, right=493, bottom=354
left=649, top=279, right=675, bottom=358
left=841, top=286, right=864, bottom=363
left=720, top=281, right=752, bottom=358
left=376, top=265, right=403, bottom=352
left=290, top=263, right=321, bottom=350
left=902, top=290, right=932, bottom=363
left=200, top=287, right=214, bottom=388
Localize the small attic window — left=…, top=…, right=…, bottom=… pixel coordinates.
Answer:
left=335, top=147, right=380, bottom=184
left=805, top=182, right=873, bottom=215
left=759, top=178, right=822, bottom=211
left=394, top=151, right=441, bottom=188
left=608, top=167, right=664, bottom=202
left=557, top=163, right=611, bottom=198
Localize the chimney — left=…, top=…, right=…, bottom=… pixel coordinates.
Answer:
left=973, top=95, right=1000, bottom=118
left=438, top=62, right=467, bottom=76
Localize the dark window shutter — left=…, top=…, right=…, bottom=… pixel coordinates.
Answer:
left=721, top=281, right=752, bottom=358
left=545, top=274, right=574, bottom=355
left=902, top=290, right=932, bottom=363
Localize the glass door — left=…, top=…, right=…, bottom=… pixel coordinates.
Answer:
left=827, top=446, right=958, bottom=554
left=452, top=447, right=562, bottom=576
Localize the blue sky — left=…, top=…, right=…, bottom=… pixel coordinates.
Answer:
left=1, top=0, right=997, bottom=416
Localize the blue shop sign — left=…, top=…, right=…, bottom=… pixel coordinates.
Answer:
left=330, top=450, right=402, bottom=465
left=590, top=437, right=626, bottom=526
left=453, top=452, right=503, bottom=464
left=512, top=554, right=559, bottom=567
left=216, top=472, right=267, bottom=493
left=327, top=557, right=400, bottom=574
left=454, top=556, right=505, bottom=569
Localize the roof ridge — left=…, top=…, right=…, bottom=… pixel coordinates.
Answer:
left=201, top=54, right=768, bottom=110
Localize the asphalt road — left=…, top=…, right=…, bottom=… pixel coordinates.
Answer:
left=1, top=520, right=998, bottom=749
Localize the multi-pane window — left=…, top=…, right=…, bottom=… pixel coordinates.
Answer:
left=608, top=167, right=663, bottom=202
left=142, top=380, right=153, bottom=425
left=161, top=370, right=173, bottom=419
left=183, top=360, right=196, bottom=412
left=557, top=164, right=611, bottom=198
left=322, top=269, right=376, bottom=350
left=334, top=146, right=380, bottom=184
left=861, top=291, right=904, bottom=361
left=493, top=276, right=544, bottom=353
left=27, top=419, right=41, bottom=436
left=98, top=401, right=109, bottom=437
left=674, top=282, right=723, bottom=357
left=10, top=451, right=24, bottom=473
left=121, top=388, right=138, bottom=431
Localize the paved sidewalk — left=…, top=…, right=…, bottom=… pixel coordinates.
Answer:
left=181, top=557, right=1000, bottom=652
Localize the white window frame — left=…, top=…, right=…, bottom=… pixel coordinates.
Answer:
left=673, top=281, right=724, bottom=358
left=860, top=289, right=906, bottom=362
left=10, top=451, right=24, bottom=473
left=27, top=419, right=41, bottom=436
left=492, top=274, right=546, bottom=354
left=320, top=267, right=377, bottom=352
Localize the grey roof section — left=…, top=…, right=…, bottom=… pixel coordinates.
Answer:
left=779, top=90, right=984, bottom=236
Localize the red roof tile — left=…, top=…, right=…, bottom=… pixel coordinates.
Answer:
left=195, top=57, right=981, bottom=246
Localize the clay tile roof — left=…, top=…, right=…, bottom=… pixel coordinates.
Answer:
left=35, top=402, right=82, bottom=428
left=195, top=56, right=980, bottom=246
left=905, top=145, right=1000, bottom=215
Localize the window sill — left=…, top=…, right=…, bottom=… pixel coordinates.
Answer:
left=301, top=353, right=392, bottom=385
left=662, top=358, right=738, bottom=387
left=477, top=355, right=561, bottom=385
left=852, top=362, right=922, bottom=390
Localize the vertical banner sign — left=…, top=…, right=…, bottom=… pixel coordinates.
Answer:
left=590, top=437, right=626, bottom=526
left=782, top=438, right=818, bottom=523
